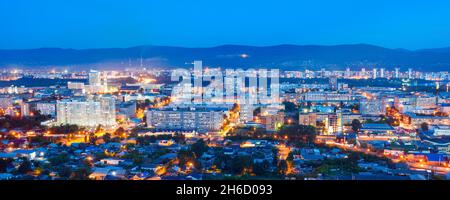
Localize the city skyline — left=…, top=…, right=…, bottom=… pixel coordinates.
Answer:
left=2, top=0, right=450, bottom=189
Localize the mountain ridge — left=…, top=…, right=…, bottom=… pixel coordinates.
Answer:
left=1, top=44, right=450, bottom=71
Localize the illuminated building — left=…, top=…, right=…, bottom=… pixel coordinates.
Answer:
left=146, top=105, right=227, bottom=133
left=300, top=91, right=353, bottom=103
left=56, top=96, right=116, bottom=128
left=260, top=105, right=285, bottom=131
left=380, top=68, right=385, bottom=78
left=87, top=70, right=108, bottom=93
left=329, top=76, right=338, bottom=91
left=345, top=67, right=351, bottom=78
left=360, top=98, right=387, bottom=115
left=0, top=95, right=13, bottom=109
left=67, top=82, right=85, bottom=90
left=21, top=100, right=56, bottom=116
left=408, top=68, right=413, bottom=79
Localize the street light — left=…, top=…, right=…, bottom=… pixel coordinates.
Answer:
left=86, top=156, right=93, bottom=161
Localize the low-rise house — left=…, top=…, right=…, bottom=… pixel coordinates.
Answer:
left=223, top=147, right=234, bottom=155
left=300, top=148, right=324, bottom=161
left=88, top=166, right=125, bottom=180
left=140, top=163, right=163, bottom=172
left=11, top=149, right=38, bottom=160
left=89, top=168, right=110, bottom=180
left=361, top=123, right=395, bottom=135
left=0, top=173, right=13, bottom=180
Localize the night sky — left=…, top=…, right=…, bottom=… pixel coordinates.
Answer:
left=1, top=0, right=450, bottom=50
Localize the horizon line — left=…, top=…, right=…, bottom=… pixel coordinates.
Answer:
left=1, top=43, right=450, bottom=51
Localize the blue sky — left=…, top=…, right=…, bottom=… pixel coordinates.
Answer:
left=1, top=0, right=450, bottom=49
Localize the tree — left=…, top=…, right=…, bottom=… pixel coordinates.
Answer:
left=177, top=149, right=201, bottom=170
left=351, top=119, right=362, bottom=132
left=58, top=166, right=73, bottom=178
left=17, top=159, right=32, bottom=174
left=277, top=160, right=288, bottom=175
left=190, top=139, right=209, bottom=158
left=49, top=124, right=82, bottom=135
left=253, top=107, right=261, bottom=117
left=0, top=113, right=51, bottom=131
left=286, top=152, right=294, bottom=161
left=114, top=127, right=126, bottom=138
left=253, top=160, right=270, bottom=176
left=351, top=104, right=360, bottom=113
left=278, top=125, right=317, bottom=145
left=272, top=148, right=279, bottom=166
left=229, top=155, right=253, bottom=175
left=421, top=122, right=429, bottom=131
left=88, top=132, right=97, bottom=144
left=29, top=135, right=51, bottom=146
left=282, top=101, right=297, bottom=112
left=95, top=125, right=104, bottom=134
left=48, top=153, right=70, bottom=166
left=103, top=133, right=112, bottom=143
left=122, top=150, right=143, bottom=165
left=0, top=158, right=13, bottom=173
left=71, top=166, right=91, bottom=180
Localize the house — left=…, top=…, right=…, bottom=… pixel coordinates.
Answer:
left=104, top=168, right=127, bottom=180
left=0, top=152, right=16, bottom=159
left=157, top=139, right=174, bottom=147
left=425, top=153, right=448, bottom=164
left=300, top=148, right=324, bottom=161
left=0, top=173, right=13, bottom=180
left=88, top=166, right=125, bottom=180
left=223, top=147, right=234, bottom=155
left=186, top=173, right=203, bottom=180
left=353, top=174, right=410, bottom=180
left=140, top=163, right=163, bottom=172
left=89, top=168, right=110, bottom=180
left=409, top=174, right=427, bottom=180
left=11, top=149, right=37, bottom=160
left=361, top=123, right=395, bottom=135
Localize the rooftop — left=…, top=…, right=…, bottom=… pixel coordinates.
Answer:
left=361, top=123, right=395, bottom=131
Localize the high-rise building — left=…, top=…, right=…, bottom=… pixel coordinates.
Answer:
left=372, top=68, right=377, bottom=79
left=86, top=70, right=108, bottom=93
left=360, top=98, right=387, bottom=115
left=22, top=100, right=56, bottom=117
left=192, top=61, right=203, bottom=103
left=89, top=70, right=101, bottom=86
left=327, top=111, right=343, bottom=135
left=360, top=68, right=366, bottom=77
left=380, top=68, right=385, bottom=78
left=56, top=96, right=116, bottom=128
left=329, top=76, right=338, bottom=91
left=345, top=67, right=351, bottom=78
left=146, top=105, right=227, bottom=133
left=0, top=95, right=13, bottom=109
left=408, top=68, right=413, bottom=79
left=260, top=104, right=285, bottom=131
left=395, top=68, right=400, bottom=78
left=67, top=82, right=85, bottom=90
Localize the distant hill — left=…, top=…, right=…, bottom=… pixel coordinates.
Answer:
left=1, top=44, right=450, bottom=71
